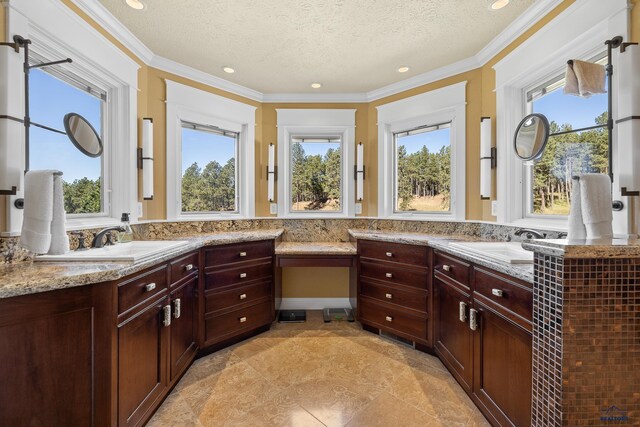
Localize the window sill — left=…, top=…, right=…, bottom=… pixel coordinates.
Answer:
left=66, top=216, right=122, bottom=231
left=507, top=217, right=568, bottom=232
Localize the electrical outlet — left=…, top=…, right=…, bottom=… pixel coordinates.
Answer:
left=137, top=202, right=143, bottom=218
left=355, top=203, right=362, bottom=214
left=491, top=200, right=498, bottom=217
left=269, top=203, right=277, bottom=215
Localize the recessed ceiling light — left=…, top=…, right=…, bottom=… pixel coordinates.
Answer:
left=398, top=66, right=410, bottom=73
left=125, top=0, right=145, bottom=10
left=222, top=66, right=235, bottom=74
left=311, top=83, right=322, bottom=89
left=490, top=0, right=510, bottom=10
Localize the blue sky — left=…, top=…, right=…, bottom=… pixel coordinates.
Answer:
left=30, top=69, right=102, bottom=181
left=533, top=86, right=607, bottom=129
left=181, top=128, right=235, bottom=173
left=294, top=141, right=341, bottom=157
left=399, top=127, right=450, bottom=155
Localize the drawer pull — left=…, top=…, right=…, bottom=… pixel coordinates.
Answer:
left=385, top=252, right=393, bottom=257
left=185, top=264, right=194, bottom=271
left=459, top=301, right=467, bottom=322
left=442, top=265, right=451, bottom=272
left=239, top=293, right=247, bottom=300
left=385, top=273, right=393, bottom=278
left=491, top=288, right=504, bottom=297
left=173, top=298, right=181, bottom=319
left=145, top=283, right=156, bottom=292
left=469, top=308, right=478, bottom=331
left=239, top=316, right=247, bottom=323
left=385, top=316, right=393, bottom=322
left=385, top=293, right=393, bottom=299
left=240, top=273, right=247, bottom=278
left=162, top=305, right=171, bottom=327
left=239, top=252, right=247, bottom=257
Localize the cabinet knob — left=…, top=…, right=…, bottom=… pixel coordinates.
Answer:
left=239, top=316, right=247, bottom=323
left=385, top=316, right=393, bottom=322
left=459, top=301, right=467, bottom=322
left=239, top=252, right=247, bottom=257
left=491, top=288, right=504, bottom=297
left=240, top=273, right=247, bottom=278
left=385, top=293, right=393, bottom=299
left=385, top=273, right=393, bottom=278
left=442, top=265, right=451, bottom=272
left=145, top=283, right=156, bottom=292
left=239, top=293, right=247, bottom=300
left=185, top=264, right=194, bottom=271
left=385, top=252, right=393, bottom=257
left=173, top=298, right=181, bottom=319
left=162, top=305, right=171, bottom=327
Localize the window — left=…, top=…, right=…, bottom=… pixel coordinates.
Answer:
left=29, top=67, right=107, bottom=216
left=524, top=55, right=608, bottom=217
left=166, top=80, right=256, bottom=219
left=394, top=123, right=451, bottom=213
left=180, top=122, right=238, bottom=213
left=289, top=137, right=342, bottom=212
left=377, top=82, right=466, bottom=219
left=276, top=109, right=356, bottom=217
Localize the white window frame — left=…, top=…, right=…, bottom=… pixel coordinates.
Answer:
left=166, top=80, right=256, bottom=220
left=2, top=0, right=139, bottom=235
left=377, top=82, right=466, bottom=220
left=494, top=0, right=629, bottom=232
left=276, top=109, right=356, bottom=218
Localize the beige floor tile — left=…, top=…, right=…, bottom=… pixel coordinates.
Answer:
left=345, top=392, right=441, bottom=427
left=174, top=347, right=241, bottom=392
left=146, top=392, right=203, bottom=427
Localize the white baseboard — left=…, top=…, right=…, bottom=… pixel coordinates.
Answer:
left=279, top=298, right=351, bottom=310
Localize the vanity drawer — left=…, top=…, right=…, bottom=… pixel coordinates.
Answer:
left=204, top=300, right=272, bottom=343
left=359, top=298, right=428, bottom=342
left=118, top=264, right=168, bottom=315
left=205, top=280, right=271, bottom=314
left=473, top=267, right=532, bottom=323
left=204, top=261, right=272, bottom=290
left=359, top=260, right=427, bottom=289
left=358, top=240, right=428, bottom=267
left=433, top=251, right=470, bottom=288
left=360, top=279, right=427, bottom=313
left=204, top=240, right=273, bottom=269
left=169, top=251, right=199, bottom=286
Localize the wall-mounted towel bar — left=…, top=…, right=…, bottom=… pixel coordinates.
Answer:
left=571, top=175, right=624, bottom=211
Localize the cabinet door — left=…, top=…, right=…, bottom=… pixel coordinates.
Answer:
left=170, top=276, right=198, bottom=382
left=433, top=275, right=473, bottom=391
left=473, top=303, right=532, bottom=427
left=118, top=298, right=169, bottom=427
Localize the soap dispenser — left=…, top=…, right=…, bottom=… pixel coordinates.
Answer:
left=119, top=212, right=134, bottom=243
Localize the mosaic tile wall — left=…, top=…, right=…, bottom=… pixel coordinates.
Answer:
left=532, top=254, right=640, bottom=426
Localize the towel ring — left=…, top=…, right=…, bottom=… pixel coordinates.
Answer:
left=571, top=176, right=624, bottom=211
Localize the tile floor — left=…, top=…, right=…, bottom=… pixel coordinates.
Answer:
left=148, top=311, right=490, bottom=427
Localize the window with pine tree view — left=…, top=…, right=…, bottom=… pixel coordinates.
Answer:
left=526, top=61, right=608, bottom=216
left=181, top=123, right=238, bottom=213
left=394, top=123, right=451, bottom=212
left=29, top=68, right=105, bottom=215
left=290, top=138, right=342, bottom=211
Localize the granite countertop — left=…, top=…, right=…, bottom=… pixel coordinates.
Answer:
left=0, top=229, right=284, bottom=300
left=275, top=242, right=357, bottom=255
left=521, top=237, right=640, bottom=258
left=348, top=229, right=535, bottom=283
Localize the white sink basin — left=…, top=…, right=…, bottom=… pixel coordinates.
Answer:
left=35, top=240, right=191, bottom=263
left=448, top=241, right=533, bottom=264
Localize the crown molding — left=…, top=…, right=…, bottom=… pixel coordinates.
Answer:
left=149, top=55, right=263, bottom=102
left=70, top=0, right=561, bottom=104
left=476, top=0, right=565, bottom=65
left=71, top=0, right=154, bottom=63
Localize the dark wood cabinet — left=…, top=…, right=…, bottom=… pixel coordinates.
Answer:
left=433, top=273, right=473, bottom=391
left=170, top=276, right=198, bottom=382
left=118, top=297, right=169, bottom=427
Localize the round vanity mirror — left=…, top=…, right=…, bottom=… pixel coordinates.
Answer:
left=63, top=113, right=103, bottom=157
left=513, top=113, right=550, bottom=161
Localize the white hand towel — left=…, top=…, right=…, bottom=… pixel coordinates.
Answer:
left=563, top=60, right=606, bottom=98
left=564, top=62, right=580, bottom=96
left=20, top=171, right=55, bottom=254
left=48, top=173, right=69, bottom=255
left=567, top=177, right=587, bottom=240
left=580, top=173, right=613, bottom=239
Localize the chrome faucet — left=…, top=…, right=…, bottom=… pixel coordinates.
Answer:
left=513, top=228, right=546, bottom=239
left=92, top=226, right=126, bottom=248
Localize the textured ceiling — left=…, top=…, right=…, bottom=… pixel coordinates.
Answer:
left=98, top=0, right=535, bottom=93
